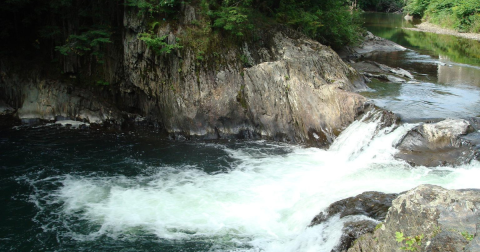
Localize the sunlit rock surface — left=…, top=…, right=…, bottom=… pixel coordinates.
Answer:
left=395, top=118, right=479, bottom=166
left=348, top=184, right=480, bottom=252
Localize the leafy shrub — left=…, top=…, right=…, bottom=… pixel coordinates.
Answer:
left=396, top=232, right=424, bottom=251
left=126, top=0, right=180, bottom=16
left=138, top=22, right=182, bottom=55
left=55, top=27, right=111, bottom=63
left=275, top=0, right=362, bottom=48
left=404, top=0, right=430, bottom=17
left=209, top=6, right=254, bottom=37
left=406, top=0, right=480, bottom=32
left=357, top=0, right=404, bottom=12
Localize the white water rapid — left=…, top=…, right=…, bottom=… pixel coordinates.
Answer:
left=44, top=113, right=480, bottom=251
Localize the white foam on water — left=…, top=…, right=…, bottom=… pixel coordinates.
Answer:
left=37, top=114, right=480, bottom=251
left=55, top=120, right=90, bottom=128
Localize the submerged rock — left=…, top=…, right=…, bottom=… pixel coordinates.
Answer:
left=364, top=73, right=406, bottom=83
left=348, top=184, right=480, bottom=252
left=395, top=119, right=479, bottom=166
left=353, top=61, right=414, bottom=83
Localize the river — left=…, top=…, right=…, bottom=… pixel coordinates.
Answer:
left=1, top=13, right=480, bottom=252
left=361, top=12, right=480, bottom=120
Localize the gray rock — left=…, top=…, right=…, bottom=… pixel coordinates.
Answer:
left=336, top=220, right=377, bottom=252
left=0, top=99, right=14, bottom=115
left=310, top=191, right=398, bottom=252
left=353, top=61, right=414, bottom=82
left=1, top=5, right=368, bottom=146
left=348, top=185, right=480, bottom=252
left=0, top=77, right=124, bottom=125
left=311, top=191, right=398, bottom=226
left=347, top=31, right=407, bottom=55
left=395, top=119, right=478, bottom=166
left=386, top=75, right=407, bottom=83
left=122, top=7, right=368, bottom=145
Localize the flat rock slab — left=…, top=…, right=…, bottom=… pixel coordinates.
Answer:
left=352, top=31, right=407, bottom=54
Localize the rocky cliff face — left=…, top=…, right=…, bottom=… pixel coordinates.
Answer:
left=0, top=4, right=367, bottom=145
left=121, top=5, right=367, bottom=144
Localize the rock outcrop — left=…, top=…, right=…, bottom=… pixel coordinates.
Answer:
left=337, top=31, right=406, bottom=60
left=310, top=191, right=399, bottom=252
left=395, top=119, right=480, bottom=166
left=1, top=4, right=368, bottom=146
left=0, top=76, right=124, bottom=125
left=352, top=60, right=415, bottom=83
left=348, top=185, right=480, bottom=252
left=121, top=6, right=367, bottom=144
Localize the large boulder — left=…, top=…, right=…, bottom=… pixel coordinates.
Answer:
left=395, top=119, right=479, bottom=166
left=123, top=6, right=368, bottom=145
left=310, top=191, right=398, bottom=252
left=348, top=185, right=480, bottom=252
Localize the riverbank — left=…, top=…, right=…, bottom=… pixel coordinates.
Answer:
left=404, top=22, right=480, bottom=41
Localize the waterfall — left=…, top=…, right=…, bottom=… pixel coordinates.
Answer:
left=20, top=113, right=480, bottom=251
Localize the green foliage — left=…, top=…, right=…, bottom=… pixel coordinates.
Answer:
left=196, top=50, right=205, bottom=61
left=138, top=22, right=182, bottom=55
left=1, top=0, right=364, bottom=65
left=139, top=33, right=182, bottom=55
left=405, top=0, right=480, bottom=32
left=275, top=0, right=363, bottom=48
left=357, top=0, right=404, bottom=12
left=395, top=232, right=424, bottom=251
left=404, top=0, right=430, bottom=16
left=96, top=80, right=110, bottom=86
left=210, top=6, right=254, bottom=37
left=126, top=0, right=180, bottom=17
left=240, top=54, right=251, bottom=67
left=461, top=231, right=474, bottom=241
left=55, top=27, right=111, bottom=62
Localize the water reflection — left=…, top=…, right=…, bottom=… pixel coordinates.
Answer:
left=437, top=56, right=480, bottom=86
left=362, top=13, right=480, bottom=66
left=360, top=13, right=480, bottom=119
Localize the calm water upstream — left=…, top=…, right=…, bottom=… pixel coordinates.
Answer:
left=1, top=13, right=480, bottom=252
left=361, top=13, right=480, bottom=120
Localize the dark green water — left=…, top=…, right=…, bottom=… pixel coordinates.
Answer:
left=361, top=13, right=480, bottom=120
left=0, top=128, right=234, bottom=251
